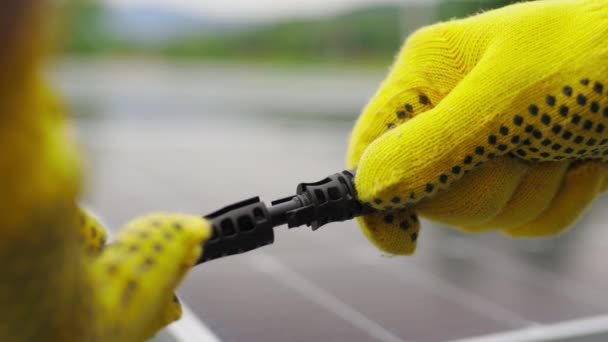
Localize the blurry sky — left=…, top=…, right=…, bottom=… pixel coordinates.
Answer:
left=104, top=0, right=435, bottom=20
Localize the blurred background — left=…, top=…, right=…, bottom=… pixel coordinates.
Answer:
left=52, top=0, right=608, bottom=341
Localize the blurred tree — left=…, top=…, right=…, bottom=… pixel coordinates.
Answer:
left=153, top=1, right=523, bottom=64
left=62, top=0, right=132, bottom=55
left=161, top=5, right=402, bottom=64
left=438, top=0, right=518, bottom=20
left=63, top=1, right=107, bottom=54
left=60, top=1, right=522, bottom=65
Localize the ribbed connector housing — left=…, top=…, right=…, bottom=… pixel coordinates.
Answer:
left=197, top=169, right=374, bottom=264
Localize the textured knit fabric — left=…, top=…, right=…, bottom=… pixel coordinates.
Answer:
left=348, top=0, right=608, bottom=255
left=0, top=2, right=211, bottom=341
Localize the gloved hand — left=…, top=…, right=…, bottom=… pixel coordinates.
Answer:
left=347, top=0, right=608, bottom=255
left=81, top=209, right=210, bottom=341
left=0, top=2, right=210, bottom=341
left=2, top=85, right=210, bottom=342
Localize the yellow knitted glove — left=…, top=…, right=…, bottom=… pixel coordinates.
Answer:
left=0, top=2, right=211, bottom=341
left=87, top=210, right=210, bottom=341
left=347, top=0, right=608, bottom=255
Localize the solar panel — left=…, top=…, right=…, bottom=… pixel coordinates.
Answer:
left=78, top=116, right=608, bottom=342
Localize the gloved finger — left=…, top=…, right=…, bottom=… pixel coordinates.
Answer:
left=91, top=213, right=210, bottom=341
left=463, top=161, right=570, bottom=231
left=416, top=156, right=528, bottom=229
left=145, top=294, right=183, bottom=340
left=503, top=161, right=606, bottom=237
left=77, top=207, right=108, bottom=256
left=356, top=208, right=420, bottom=255
left=347, top=23, right=469, bottom=168
left=347, top=88, right=435, bottom=170
left=354, top=58, right=528, bottom=209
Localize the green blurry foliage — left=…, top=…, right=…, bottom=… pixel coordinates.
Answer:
left=62, top=0, right=131, bottom=55
left=63, top=1, right=106, bottom=53
left=161, top=6, right=402, bottom=64
left=64, top=0, right=518, bottom=65
left=438, top=0, right=517, bottom=20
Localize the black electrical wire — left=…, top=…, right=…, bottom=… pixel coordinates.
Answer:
left=197, top=169, right=375, bottom=264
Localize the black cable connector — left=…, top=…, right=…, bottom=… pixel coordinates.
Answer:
left=197, top=169, right=374, bottom=264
